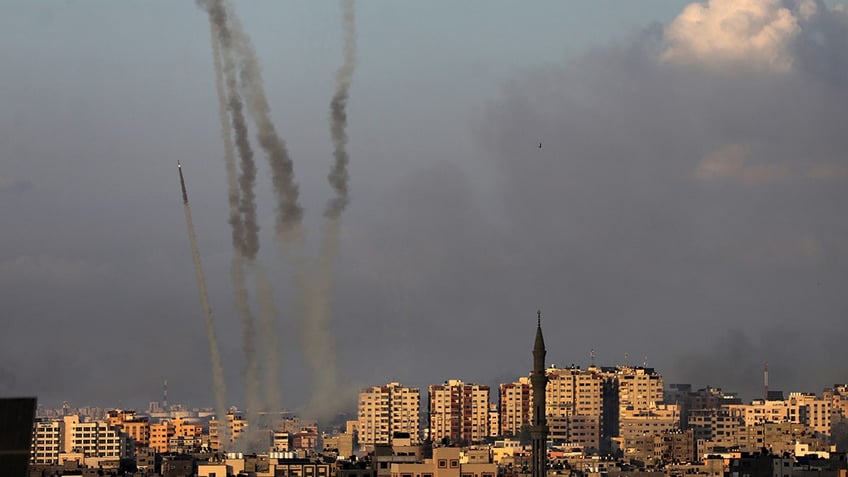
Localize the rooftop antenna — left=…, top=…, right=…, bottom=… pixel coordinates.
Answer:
left=590, top=349, right=596, bottom=367
left=764, top=361, right=769, bottom=401
left=643, top=356, right=648, bottom=368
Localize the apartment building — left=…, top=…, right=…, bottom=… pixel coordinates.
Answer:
left=542, top=365, right=605, bottom=448
left=31, top=419, right=62, bottom=464
left=358, top=382, right=421, bottom=446
left=209, top=411, right=249, bottom=451
left=429, top=380, right=490, bottom=444
left=31, top=415, right=128, bottom=464
left=499, top=377, right=530, bottom=437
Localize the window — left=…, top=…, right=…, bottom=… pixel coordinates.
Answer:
left=450, top=460, right=459, bottom=468
left=439, top=460, right=447, bottom=468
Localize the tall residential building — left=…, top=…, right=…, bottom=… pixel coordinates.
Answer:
left=499, top=377, right=531, bottom=437
left=209, top=411, right=249, bottom=451
left=488, top=403, right=500, bottom=438
left=429, top=380, right=490, bottom=444
left=790, top=392, right=831, bottom=435
left=107, top=410, right=150, bottom=447
left=31, top=419, right=62, bottom=464
left=599, top=366, right=664, bottom=442
left=31, top=415, right=128, bottom=464
left=358, top=382, right=421, bottom=446
left=542, top=365, right=604, bottom=448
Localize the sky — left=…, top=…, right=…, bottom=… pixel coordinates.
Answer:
left=2, top=0, right=848, bottom=414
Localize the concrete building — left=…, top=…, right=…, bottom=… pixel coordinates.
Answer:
left=541, top=364, right=604, bottom=448
left=149, top=420, right=174, bottom=454
left=790, top=392, right=831, bottom=435
left=618, top=404, right=681, bottom=442
left=499, top=377, right=531, bottom=437
left=31, top=415, right=128, bottom=465
left=389, top=446, right=497, bottom=477
left=429, top=380, right=491, bottom=445
left=107, top=409, right=150, bottom=447
left=209, top=411, right=249, bottom=451
left=488, top=403, right=500, bottom=439
left=31, top=419, right=62, bottom=464
left=359, top=382, right=421, bottom=446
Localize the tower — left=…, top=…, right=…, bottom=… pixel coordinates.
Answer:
left=531, top=311, right=548, bottom=477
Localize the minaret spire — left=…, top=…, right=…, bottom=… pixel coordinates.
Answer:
left=531, top=311, right=548, bottom=477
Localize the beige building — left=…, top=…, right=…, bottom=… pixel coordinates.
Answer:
left=429, top=380, right=490, bottom=444
left=359, top=382, right=421, bottom=446
left=106, top=410, right=150, bottom=447
left=537, top=365, right=604, bottom=448
left=611, top=366, right=664, bottom=414
left=390, top=446, right=496, bottom=477
left=209, top=411, right=249, bottom=451
left=149, top=421, right=174, bottom=453
left=488, top=403, right=499, bottom=438
left=31, top=415, right=128, bottom=464
left=790, top=392, right=831, bottom=435
left=499, top=377, right=531, bottom=437
left=618, top=404, right=680, bottom=439
left=31, top=419, right=62, bottom=464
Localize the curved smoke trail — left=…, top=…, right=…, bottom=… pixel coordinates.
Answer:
left=178, top=163, right=229, bottom=450
left=307, top=0, right=358, bottom=420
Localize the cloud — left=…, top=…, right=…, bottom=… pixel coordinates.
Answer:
left=695, top=143, right=793, bottom=184
left=661, top=0, right=848, bottom=75
left=467, top=0, right=848, bottom=400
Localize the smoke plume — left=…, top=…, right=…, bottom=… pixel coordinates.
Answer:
left=306, top=0, right=358, bottom=420
left=225, top=8, right=303, bottom=242
left=179, top=166, right=228, bottom=449
left=204, top=0, right=262, bottom=446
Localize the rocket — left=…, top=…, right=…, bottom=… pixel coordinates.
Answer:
left=178, top=161, right=189, bottom=204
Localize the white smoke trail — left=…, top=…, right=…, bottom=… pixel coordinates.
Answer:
left=180, top=171, right=229, bottom=450
left=306, top=0, right=358, bottom=420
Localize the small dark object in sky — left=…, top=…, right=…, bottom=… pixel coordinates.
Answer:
left=539, top=142, right=542, bottom=149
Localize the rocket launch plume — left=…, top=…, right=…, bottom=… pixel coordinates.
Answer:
left=325, top=0, right=357, bottom=220
left=306, top=0, right=358, bottom=419
left=225, top=7, right=304, bottom=242
left=177, top=162, right=229, bottom=444
left=203, top=1, right=262, bottom=443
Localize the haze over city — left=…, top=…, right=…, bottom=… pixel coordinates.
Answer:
left=2, top=0, right=848, bottom=418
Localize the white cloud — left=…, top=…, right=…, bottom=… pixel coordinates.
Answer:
left=663, top=0, right=804, bottom=71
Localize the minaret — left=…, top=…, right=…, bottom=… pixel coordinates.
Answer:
left=531, top=311, right=548, bottom=477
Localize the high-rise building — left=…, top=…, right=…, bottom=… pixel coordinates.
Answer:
left=209, top=411, right=249, bottom=451
left=599, top=365, right=664, bottom=445
left=358, top=382, right=421, bottom=446
left=31, top=415, right=128, bottom=464
left=499, top=377, right=531, bottom=437
left=542, top=365, right=604, bottom=449
left=31, top=419, right=61, bottom=465
left=429, top=380, right=490, bottom=444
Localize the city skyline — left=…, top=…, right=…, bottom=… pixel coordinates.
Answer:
left=2, top=0, right=848, bottom=414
